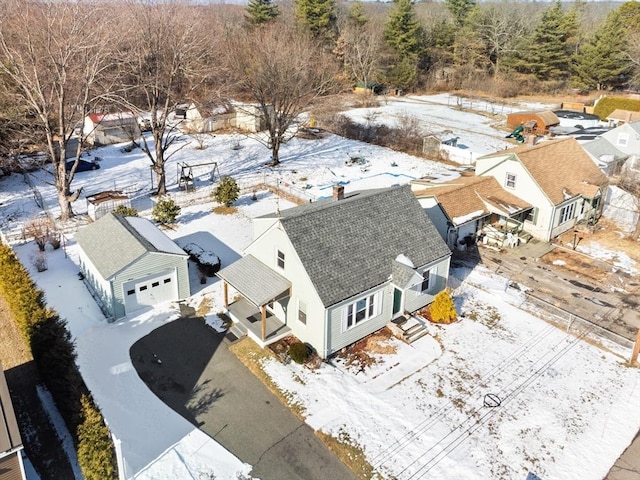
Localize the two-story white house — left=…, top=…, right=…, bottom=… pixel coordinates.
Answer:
left=216, top=184, right=452, bottom=358
left=475, top=138, right=608, bottom=241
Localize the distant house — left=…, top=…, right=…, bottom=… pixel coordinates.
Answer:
left=217, top=185, right=452, bottom=358
left=0, top=365, right=26, bottom=480
left=605, top=109, right=640, bottom=127
left=83, top=112, right=141, bottom=146
left=75, top=213, right=190, bottom=320
left=581, top=137, right=628, bottom=175
left=411, top=175, right=532, bottom=250
left=598, top=120, right=640, bottom=158
left=179, top=102, right=272, bottom=134
left=506, top=111, right=560, bottom=134
left=476, top=138, right=608, bottom=241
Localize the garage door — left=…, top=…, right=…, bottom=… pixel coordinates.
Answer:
left=122, top=271, right=178, bottom=314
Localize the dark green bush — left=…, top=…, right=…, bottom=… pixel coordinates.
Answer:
left=111, top=205, right=139, bottom=217
left=593, top=97, right=640, bottom=120
left=0, top=244, right=117, bottom=478
left=288, top=342, right=309, bottom=364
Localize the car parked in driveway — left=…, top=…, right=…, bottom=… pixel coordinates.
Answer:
left=66, top=159, right=100, bottom=172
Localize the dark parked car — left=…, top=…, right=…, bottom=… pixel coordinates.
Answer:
left=66, top=159, right=100, bottom=172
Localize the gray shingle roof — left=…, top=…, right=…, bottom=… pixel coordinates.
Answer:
left=275, top=185, right=451, bottom=307
left=582, top=137, right=628, bottom=162
left=217, top=255, right=291, bottom=306
left=75, top=213, right=187, bottom=280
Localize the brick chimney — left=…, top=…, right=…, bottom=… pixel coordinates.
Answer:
left=333, top=184, right=344, bottom=200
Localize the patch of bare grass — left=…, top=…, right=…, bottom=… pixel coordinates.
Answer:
left=316, top=429, right=375, bottom=480
left=212, top=205, right=237, bottom=215
left=335, top=328, right=396, bottom=373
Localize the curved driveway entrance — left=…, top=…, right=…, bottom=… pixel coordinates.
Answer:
left=130, top=316, right=357, bottom=480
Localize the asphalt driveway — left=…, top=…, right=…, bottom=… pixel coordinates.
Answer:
left=130, top=316, right=357, bottom=480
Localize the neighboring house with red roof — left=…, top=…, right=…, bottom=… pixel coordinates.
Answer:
left=411, top=175, right=532, bottom=250
left=0, top=365, right=26, bottom=480
left=83, top=112, right=141, bottom=146
left=475, top=138, right=608, bottom=241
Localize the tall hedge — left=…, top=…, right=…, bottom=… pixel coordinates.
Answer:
left=593, top=97, right=640, bottom=120
left=0, top=244, right=117, bottom=478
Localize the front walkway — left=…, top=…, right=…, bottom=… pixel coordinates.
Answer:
left=130, top=316, right=357, bottom=480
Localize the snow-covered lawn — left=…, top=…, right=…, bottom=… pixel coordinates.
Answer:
left=1, top=93, right=637, bottom=479
left=261, top=266, right=639, bottom=480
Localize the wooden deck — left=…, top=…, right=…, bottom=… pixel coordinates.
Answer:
left=227, top=297, right=292, bottom=347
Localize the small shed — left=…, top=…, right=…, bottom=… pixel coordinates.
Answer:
left=75, top=213, right=190, bottom=320
left=83, top=112, right=141, bottom=146
left=506, top=111, right=560, bottom=133
left=86, top=190, right=131, bottom=221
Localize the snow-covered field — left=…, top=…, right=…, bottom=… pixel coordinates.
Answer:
left=1, top=94, right=638, bottom=479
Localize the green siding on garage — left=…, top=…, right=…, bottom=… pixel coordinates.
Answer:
left=111, top=252, right=190, bottom=319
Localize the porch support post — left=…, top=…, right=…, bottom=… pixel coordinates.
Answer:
left=223, top=281, right=228, bottom=308
left=260, top=304, right=267, bottom=341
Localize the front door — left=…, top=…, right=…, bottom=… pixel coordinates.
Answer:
left=392, top=288, right=403, bottom=317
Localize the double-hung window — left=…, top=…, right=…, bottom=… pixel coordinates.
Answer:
left=421, top=270, right=431, bottom=293
left=505, top=172, right=517, bottom=189
left=345, top=294, right=379, bottom=329
left=276, top=250, right=285, bottom=269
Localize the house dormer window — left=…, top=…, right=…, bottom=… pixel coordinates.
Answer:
left=277, top=250, right=285, bottom=269
left=505, top=172, right=516, bottom=189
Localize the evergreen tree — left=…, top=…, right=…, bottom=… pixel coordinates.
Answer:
left=445, top=0, right=477, bottom=28
left=212, top=176, right=240, bottom=207
left=246, top=0, right=279, bottom=26
left=296, top=0, right=337, bottom=43
left=518, top=1, right=576, bottom=81
left=573, top=9, right=633, bottom=90
left=348, top=1, right=368, bottom=28
left=151, top=197, right=181, bottom=225
left=77, top=395, right=117, bottom=480
left=111, top=205, right=139, bottom=217
left=384, top=0, right=425, bottom=58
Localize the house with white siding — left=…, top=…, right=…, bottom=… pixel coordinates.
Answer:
left=217, top=184, right=452, bottom=358
left=475, top=138, right=608, bottom=242
left=83, top=112, right=140, bottom=146
left=411, top=175, right=532, bottom=250
left=75, top=213, right=190, bottom=320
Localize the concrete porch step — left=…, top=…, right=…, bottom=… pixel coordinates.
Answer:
left=401, top=321, right=429, bottom=344
left=229, top=321, right=248, bottom=340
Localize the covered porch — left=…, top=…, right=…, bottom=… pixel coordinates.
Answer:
left=217, top=255, right=292, bottom=347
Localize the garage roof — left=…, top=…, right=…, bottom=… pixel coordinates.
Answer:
left=75, top=213, right=187, bottom=280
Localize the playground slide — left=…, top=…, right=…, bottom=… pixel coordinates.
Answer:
left=505, top=125, right=525, bottom=143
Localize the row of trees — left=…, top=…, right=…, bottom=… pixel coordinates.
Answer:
left=1, top=0, right=639, bottom=222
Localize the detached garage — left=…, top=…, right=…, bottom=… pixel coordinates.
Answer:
left=75, top=212, right=190, bottom=320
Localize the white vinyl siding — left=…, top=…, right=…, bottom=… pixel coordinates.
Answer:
left=298, top=299, right=307, bottom=325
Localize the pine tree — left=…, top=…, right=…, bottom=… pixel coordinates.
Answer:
left=111, top=205, right=139, bottom=217
left=384, top=0, right=424, bottom=58
left=573, top=9, right=633, bottom=90
left=296, top=0, right=337, bottom=43
left=151, top=196, right=181, bottom=225
left=348, top=1, right=367, bottom=28
left=518, top=1, right=576, bottom=81
left=212, top=176, right=240, bottom=207
left=246, top=0, right=279, bottom=26
left=445, top=0, right=477, bottom=28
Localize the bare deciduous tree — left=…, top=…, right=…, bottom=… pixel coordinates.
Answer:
left=112, top=0, right=212, bottom=196
left=224, top=23, right=339, bottom=166
left=0, top=0, right=116, bottom=220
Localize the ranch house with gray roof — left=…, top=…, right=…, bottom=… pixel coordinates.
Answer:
left=75, top=213, right=190, bottom=320
left=217, top=184, right=452, bottom=358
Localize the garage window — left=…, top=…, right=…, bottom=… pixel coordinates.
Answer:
left=152, top=281, right=159, bottom=288
left=127, top=289, right=135, bottom=295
